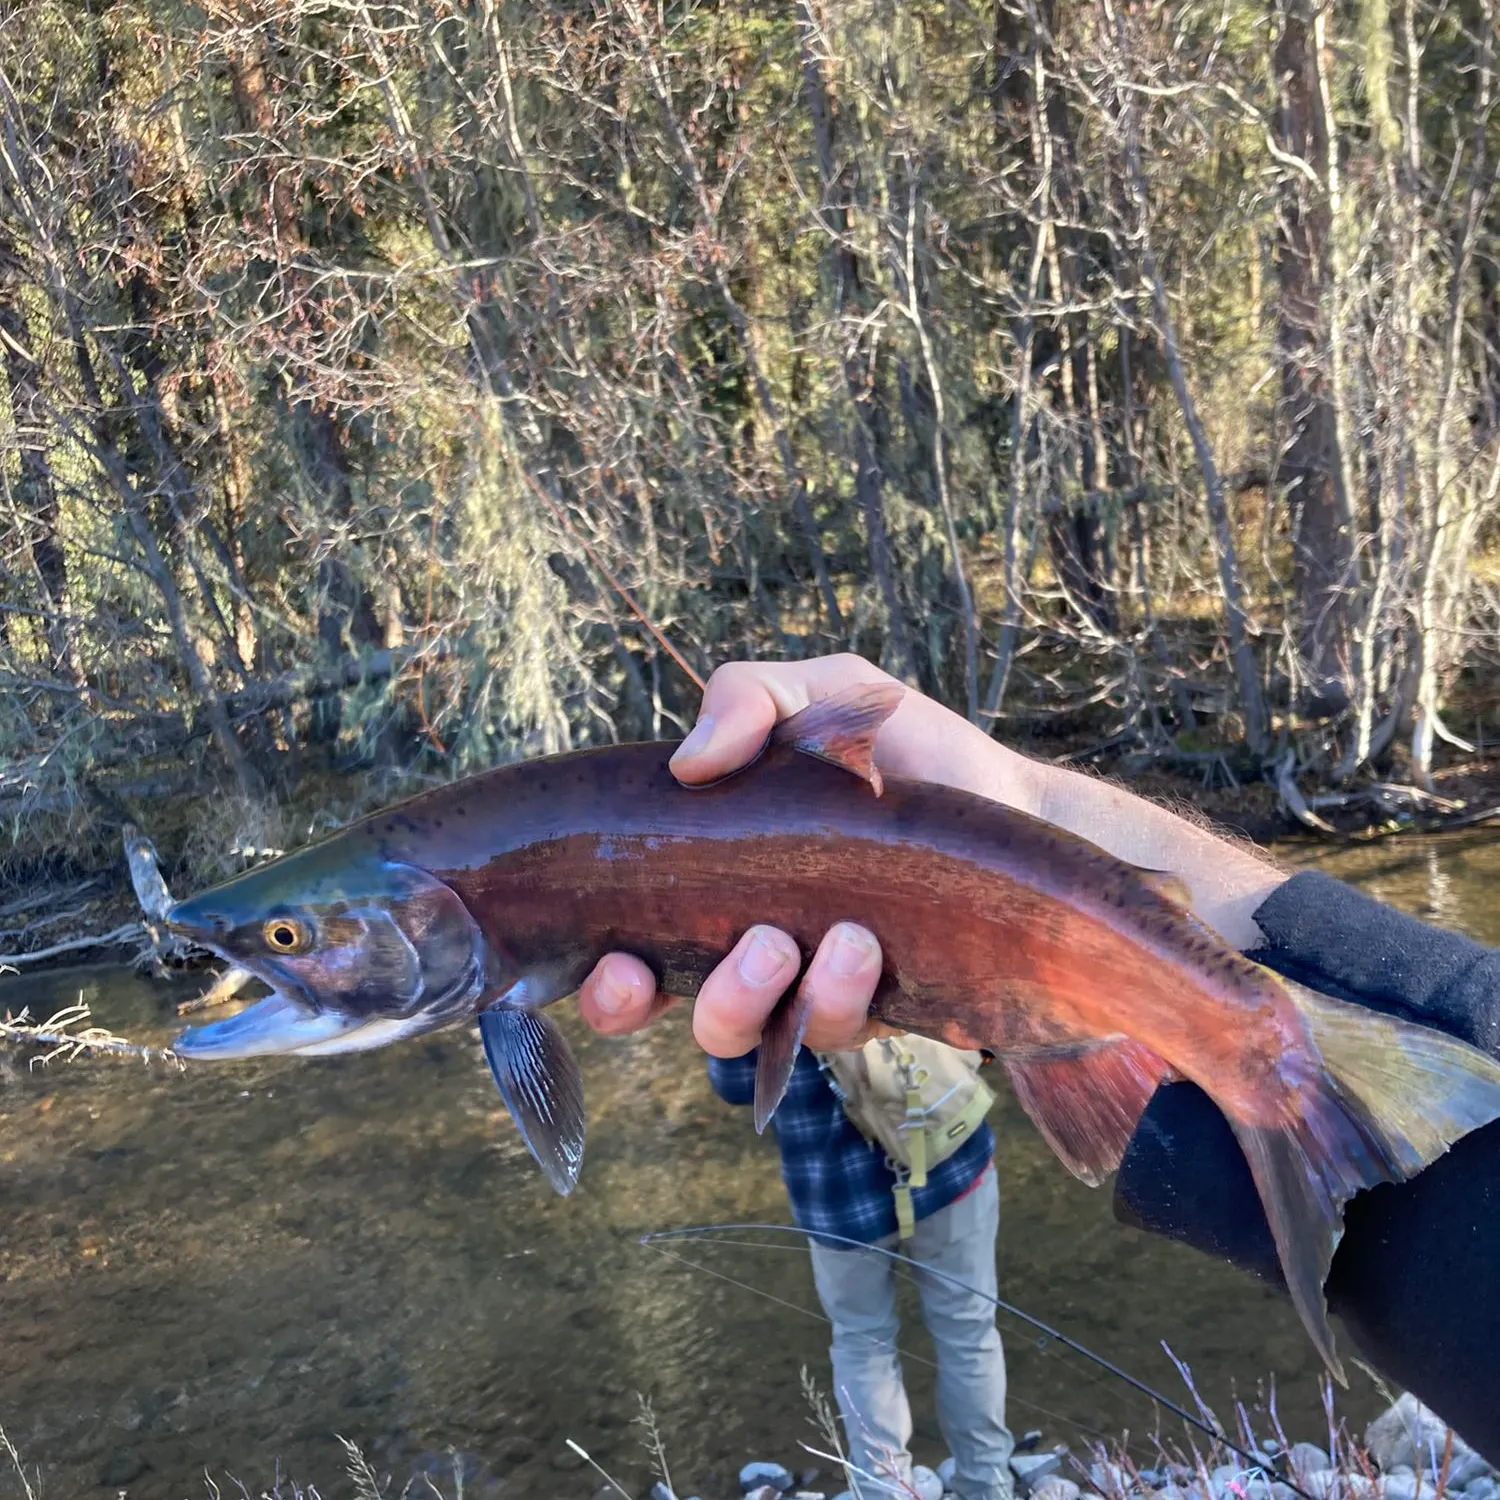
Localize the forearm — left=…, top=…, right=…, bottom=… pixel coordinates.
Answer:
left=1007, top=753, right=1287, bottom=949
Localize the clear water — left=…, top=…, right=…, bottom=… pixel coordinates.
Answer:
left=1, top=832, right=1496, bottom=1498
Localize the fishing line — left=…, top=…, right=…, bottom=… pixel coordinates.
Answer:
left=641, top=1223, right=1316, bottom=1500
left=658, top=1234, right=1136, bottom=1417
left=640, top=1239, right=1113, bottom=1447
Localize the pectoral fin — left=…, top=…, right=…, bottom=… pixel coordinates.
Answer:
left=753, top=981, right=815, bottom=1134
left=1005, top=1038, right=1170, bottom=1187
left=770, top=682, right=904, bottom=796
left=478, top=1007, right=587, bottom=1196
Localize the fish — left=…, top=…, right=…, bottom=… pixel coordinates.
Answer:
left=166, top=681, right=1500, bottom=1382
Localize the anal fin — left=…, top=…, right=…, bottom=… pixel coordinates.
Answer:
left=1005, top=1039, right=1170, bottom=1188
left=753, top=982, right=815, bottom=1134
left=771, top=682, right=904, bottom=796
left=478, top=1007, right=587, bottom=1196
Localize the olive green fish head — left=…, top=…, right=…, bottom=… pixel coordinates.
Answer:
left=167, top=846, right=492, bottom=1060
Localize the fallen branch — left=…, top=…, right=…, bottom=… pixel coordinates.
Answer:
left=0, top=1000, right=180, bottom=1068
left=1274, top=750, right=1338, bottom=834
left=0, top=923, right=143, bottom=970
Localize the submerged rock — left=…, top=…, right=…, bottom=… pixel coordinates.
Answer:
left=97, top=1449, right=148, bottom=1487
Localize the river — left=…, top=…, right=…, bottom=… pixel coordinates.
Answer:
left=0, top=833, right=1496, bottom=1498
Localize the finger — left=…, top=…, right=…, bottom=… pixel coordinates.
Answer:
left=575, top=953, right=674, bottom=1036
left=691, top=924, right=803, bottom=1057
left=797, top=921, right=885, bottom=1051
left=669, top=654, right=896, bottom=786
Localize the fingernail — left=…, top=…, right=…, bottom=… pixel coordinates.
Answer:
left=827, top=923, right=877, bottom=977
left=739, top=927, right=794, bottom=986
left=671, top=716, right=715, bottom=763
left=594, top=972, right=633, bottom=1015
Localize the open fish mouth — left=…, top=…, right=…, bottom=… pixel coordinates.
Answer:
left=170, top=978, right=450, bottom=1060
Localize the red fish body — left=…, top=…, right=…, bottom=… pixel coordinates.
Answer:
left=168, top=684, right=1500, bottom=1382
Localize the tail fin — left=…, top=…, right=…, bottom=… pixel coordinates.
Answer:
left=1232, top=978, right=1500, bottom=1384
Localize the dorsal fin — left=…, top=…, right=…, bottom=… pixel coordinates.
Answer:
left=770, top=682, right=904, bottom=796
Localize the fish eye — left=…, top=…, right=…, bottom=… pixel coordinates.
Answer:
left=263, top=917, right=311, bottom=954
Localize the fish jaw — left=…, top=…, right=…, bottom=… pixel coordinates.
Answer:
left=172, top=991, right=372, bottom=1059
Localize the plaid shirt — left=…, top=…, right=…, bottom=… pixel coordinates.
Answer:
left=707, top=1046, right=996, bottom=1247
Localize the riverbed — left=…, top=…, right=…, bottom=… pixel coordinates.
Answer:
left=0, top=833, right=1495, bottom=1498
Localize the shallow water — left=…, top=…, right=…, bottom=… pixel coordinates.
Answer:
left=1, top=832, right=1496, bottom=1498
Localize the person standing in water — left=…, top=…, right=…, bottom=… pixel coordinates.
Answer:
left=707, top=1034, right=1014, bottom=1500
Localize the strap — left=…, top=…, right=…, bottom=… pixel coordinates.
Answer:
left=904, top=1082, right=929, bottom=1188
left=945, top=1083, right=995, bottom=1148
left=893, top=1173, right=916, bottom=1240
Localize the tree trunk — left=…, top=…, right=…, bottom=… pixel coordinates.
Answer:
left=796, top=2, right=916, bottom=683
left=0, top=265, right=76, bottom=685
left=1274, top=0, right=1352, bottom=717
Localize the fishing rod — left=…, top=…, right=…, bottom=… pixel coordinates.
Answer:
left=639, top=1223, right=1318, bottom=1500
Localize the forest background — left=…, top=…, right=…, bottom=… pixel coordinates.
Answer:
left=4, top=0, right=1500, bottom=923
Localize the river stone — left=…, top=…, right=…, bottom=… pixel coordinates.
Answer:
left=1032, top=1478, right=1082, bottom=1500
left=741, top=1463, right=795, bottom=1495
left=1013, top=1453, right=1064, bottom=1493
left=649, top=1483, right=678, bottom=1500
left=1090, top=1462, right=1130, bottom=1495
left=1464, top=1478, right=1500, bottom=1500
left=1297, top=1473, right=1341, bottom=1500
left=1366, top=1396, right=1467, bottom=1474
left=746, top=1487, right=784, bottom=1500
left=1383, top=1477, right=1437, bottom=1500
left=1446, top=1453, right=1496, bottom=1487
left=939, top=1458, right=958, bottom=1490
left=1288, top=1446, right=1333, bottom=1476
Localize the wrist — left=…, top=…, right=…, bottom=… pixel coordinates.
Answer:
left=1025, top=758, right=1287, bottom=949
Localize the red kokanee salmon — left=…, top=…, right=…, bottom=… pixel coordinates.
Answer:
left=167, top=683, right=1500, bottom=1382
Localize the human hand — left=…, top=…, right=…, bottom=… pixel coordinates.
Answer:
left=574, top=653, right=1042, bottom=1057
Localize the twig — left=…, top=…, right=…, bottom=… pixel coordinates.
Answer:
left=0, top=1425, right=38, bottom=1500
left=563, top=1439, right=632, bottom=1500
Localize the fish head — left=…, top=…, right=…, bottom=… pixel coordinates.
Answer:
left=167, top=847, right=493, bottom=1060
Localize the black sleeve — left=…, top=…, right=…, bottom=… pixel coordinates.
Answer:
left=1113, top=869, right=1500, bottom=1460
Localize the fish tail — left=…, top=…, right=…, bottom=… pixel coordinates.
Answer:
left=1233, top=978, right=1500, bottom=1385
